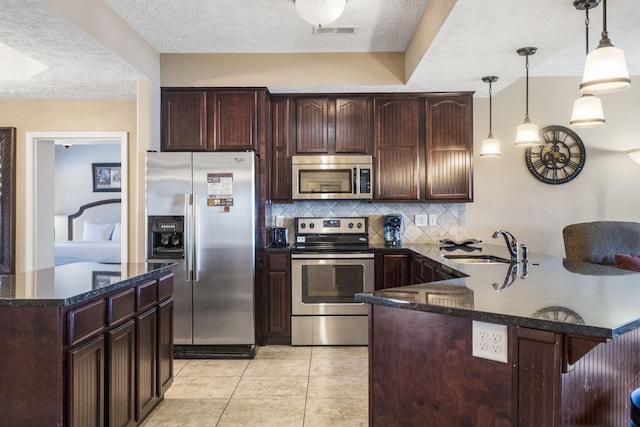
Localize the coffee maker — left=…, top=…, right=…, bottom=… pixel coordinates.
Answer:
left=148, top=215, right=185, bottom=259
left=384, top=214, right=403, bottom=247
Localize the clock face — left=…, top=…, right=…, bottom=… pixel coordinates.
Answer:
left=525, top=125, right=586, bottom=185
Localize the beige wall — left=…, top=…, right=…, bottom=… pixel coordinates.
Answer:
left=469, top=76, right=640, bottom=257
left=0, top=100, right=138, bottom=272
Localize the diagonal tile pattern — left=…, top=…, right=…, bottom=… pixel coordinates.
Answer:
left=141, top=346, right=368, bottom=426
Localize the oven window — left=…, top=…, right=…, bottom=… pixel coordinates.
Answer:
left=301, top=264, right=363, bottom=303
left=298, top=169, right=352, bottom=194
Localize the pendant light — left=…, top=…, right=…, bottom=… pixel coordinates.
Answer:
left=570, top=0, right=605, bottom=128
left=295, top=0, right=346, bottom=27
left=480, top=76, right=501, bottom=157
left=515, top=47, right=540, bottom=146
left=580, top=0, right=631, bottom=94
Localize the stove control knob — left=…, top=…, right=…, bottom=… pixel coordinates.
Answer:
left=348, top=223, right=354, bottom=229
left=357, top=222, right=363, bottom=229
left=309, top=223, right=315, bottom=229
left=300, top=223, right=306, bottom=229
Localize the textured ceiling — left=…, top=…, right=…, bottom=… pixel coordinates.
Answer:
left=1, top=0, right=639, bottom=100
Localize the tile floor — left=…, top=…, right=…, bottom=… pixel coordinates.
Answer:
left=141, top=345, right=369, bottom=426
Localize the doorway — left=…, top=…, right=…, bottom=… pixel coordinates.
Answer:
left=26, top=131, right=128, bottom=270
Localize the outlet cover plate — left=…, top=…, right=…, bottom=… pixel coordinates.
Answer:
left=428, top=214, right=437, bottom=226
left=472, top=320, right=508, bottom=363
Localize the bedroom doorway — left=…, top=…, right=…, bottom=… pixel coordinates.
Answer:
left=25, top=131, right=128, bottom=270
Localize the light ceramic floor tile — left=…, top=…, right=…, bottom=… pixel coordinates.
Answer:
left=307, top=376, right=368, bottom=399
left=255, top=345, right=312, bottom=359
left=177, top=359, right=249, bottom=377
left=164, top=375, right=241, bottom=399
left=172, top=359, right=189, bottom=375
left=304, top=398, right=368, bottom=427
left=244, top=358, right=310, bottom=377
left=233, top=376, right=308, bottom=398
left=311, top=346, right=368, bottom=359
left=217, top=398, right=306, bottom=427
left=309, top=358, right=368, bottom=377
left=139, top=398, right=227, bottom=427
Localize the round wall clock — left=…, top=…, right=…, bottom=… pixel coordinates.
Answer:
left=525, top=125, right=586, bottom=185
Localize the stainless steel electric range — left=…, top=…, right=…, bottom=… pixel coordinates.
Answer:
left=290, top=216, right=374, bottom=345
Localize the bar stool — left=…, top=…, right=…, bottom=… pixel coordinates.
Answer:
left=631, top=388, right=640, bottom=427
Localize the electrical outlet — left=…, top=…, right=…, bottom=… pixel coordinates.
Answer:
left=415, top=214, right=428, bottom=226
left=472, top=320, right=508, bottom=363
left=428, top=214, right=437, bottom=226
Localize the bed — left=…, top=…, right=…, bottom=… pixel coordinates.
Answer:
left=55, top=199, right=122, bottom=265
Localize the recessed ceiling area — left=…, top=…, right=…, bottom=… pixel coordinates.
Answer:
left=1, top=0, right=638, bottom=99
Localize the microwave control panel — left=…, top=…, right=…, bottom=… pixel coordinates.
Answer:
left=359, top=168, right=371, bottom=194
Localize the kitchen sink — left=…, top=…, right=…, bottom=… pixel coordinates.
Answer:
left=443, top=254, right=513, bottom=264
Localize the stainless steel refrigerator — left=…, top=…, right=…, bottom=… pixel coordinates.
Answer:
left=146, top=151, right=257, bottom=358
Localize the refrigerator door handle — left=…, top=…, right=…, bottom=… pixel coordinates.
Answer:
left=184, top=193, right=192, bottom=282
left=192, top=193, right=199, bottom=283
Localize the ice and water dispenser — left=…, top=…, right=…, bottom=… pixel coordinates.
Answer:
left=148, top=216, right=185, bottom=259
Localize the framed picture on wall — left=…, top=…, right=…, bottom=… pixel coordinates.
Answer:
left=92, top=163, right=121, bottom=192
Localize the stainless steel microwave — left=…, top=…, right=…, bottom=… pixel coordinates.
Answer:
left=292, top=155, right=373, bottom=200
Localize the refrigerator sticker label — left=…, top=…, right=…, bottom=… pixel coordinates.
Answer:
left=207, top=173, right=233, bottom=209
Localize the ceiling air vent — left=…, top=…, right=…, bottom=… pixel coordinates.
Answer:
left=312, top=26, right=358, bottom=35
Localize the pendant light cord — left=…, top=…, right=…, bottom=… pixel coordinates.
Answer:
left=524, top=54, right=530, bottom=120
left=585, top=6, right=590, bottom=54
left=489, top=81, right=493, bottom=135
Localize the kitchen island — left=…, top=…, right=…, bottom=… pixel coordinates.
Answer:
left=0, top=262, right=175, bottom=427
left=356, top=244, right=640, bottom=426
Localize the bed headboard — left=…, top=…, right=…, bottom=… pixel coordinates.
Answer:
left=68, top=198, right=121, bottom=240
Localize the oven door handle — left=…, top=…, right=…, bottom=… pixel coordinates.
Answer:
left=291, top=253, right=374, bottom=259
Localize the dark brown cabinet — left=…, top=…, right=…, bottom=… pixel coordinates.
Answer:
left=261, top=251, right=291, bottom=344
left=161, top=88, right=265, bottom=152
left=107, top=320, right=136, bottom=427
left=375, top=251, right=411, bottom=290
left=136, top=308, right=158, bottom=421
left=411, top=255, right=435, bottom=284
left=373, top=97, right=420, bottom=201
left=269, top=97, right=293, bottom=203
left=425, top=95, right=473, bottom=201
left=69, top=335, right=106, bottom=427
left=294, top=96, right=372, bottom=155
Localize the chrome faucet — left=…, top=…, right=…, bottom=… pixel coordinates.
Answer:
left=492, top=230, right=519, bottom=262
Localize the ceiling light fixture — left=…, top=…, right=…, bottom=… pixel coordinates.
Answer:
left=515, top=47, right=540, bottom=146
left=579, top=0, right=631, bottom=94
left=628, top=149, right=640, bottom=164
left=480, top=76, right=501, bottom=157
left=570, top=0, right=605, bottom=128
left=295, top=0, right=346, bottom=27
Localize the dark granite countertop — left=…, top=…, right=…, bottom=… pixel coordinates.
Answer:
left=0, top=262, right=175, bottom=307
left=356, top=243, right=640, bottom=339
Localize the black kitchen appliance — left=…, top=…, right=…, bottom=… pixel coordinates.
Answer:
left=270, top=227, right=289, bottom=248
left=384, top=214, right=403, bottom=247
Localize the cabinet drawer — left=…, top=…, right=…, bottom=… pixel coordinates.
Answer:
left=269, top=253, right=289, bottom=271
left=137, top=280, right=158, bottom=312
left=108, top=288, right=135, bottom=326
left=68, top=299, right=106, bottom=346
left=158, top=274, right=174, bottom=302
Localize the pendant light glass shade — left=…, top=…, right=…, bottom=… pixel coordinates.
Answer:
left=628, top=149, right=640, bottom=164
left=579, top=0, right=631, bottom=94
left=295, top=0, right=346, bottom=27
left=570, top=94, right=605, bottom=127
left=580, top=44, right=631, bottom=93
left=515, top=118, right=540, bottom=146
left=480, top=135, right=501, bottom=157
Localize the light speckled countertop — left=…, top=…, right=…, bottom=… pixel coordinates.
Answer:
left=358, top=243, right=640, bottom=338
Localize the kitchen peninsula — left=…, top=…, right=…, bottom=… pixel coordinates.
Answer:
left=357, top=244, right=640, bottom=426
left=0, top=262, right=175, bottom=426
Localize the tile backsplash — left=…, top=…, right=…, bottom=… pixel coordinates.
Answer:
left=268, top=201, right=466, bottom=246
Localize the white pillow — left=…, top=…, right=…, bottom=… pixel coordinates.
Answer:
left=111, top=222, right=121, bottom=241
left=83, top=222, right=114, bottom=241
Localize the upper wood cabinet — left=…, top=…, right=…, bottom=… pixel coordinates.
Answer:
left=269, top=97, right=293, bottom=203
left=425, top=96, right=473, bottom=202
left=294, top=96, right=372, bottom=155
left=161, top=88, right=266, bottom=152
left=373, top=97, right=420, bottom=201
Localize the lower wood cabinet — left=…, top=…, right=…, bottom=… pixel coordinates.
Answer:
left=1, top=271, right=175, bottom=426
left=261, top=251, right=291, bottom=344
left=375, top=251, right=411, bottom=290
